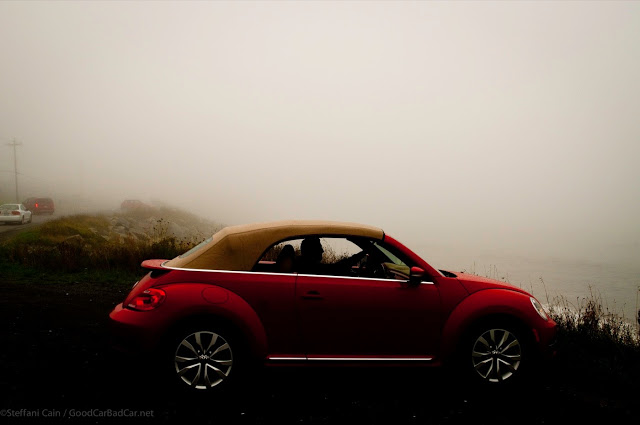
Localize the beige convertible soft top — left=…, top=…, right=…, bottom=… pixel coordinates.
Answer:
left=164, top=220, right=384, bottom=271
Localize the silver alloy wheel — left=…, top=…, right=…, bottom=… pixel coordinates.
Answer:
left=174, top=331, right=233, bottom=390
left=471, top=328, right=522, bottom=383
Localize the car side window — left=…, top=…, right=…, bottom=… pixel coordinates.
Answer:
left=370, top=241, right=412, bottom=280
left=255, top=239, right=303, bottom=274
left=255, top=237, right=413, bottom=281
left=317, top=237, right=415, bottom=280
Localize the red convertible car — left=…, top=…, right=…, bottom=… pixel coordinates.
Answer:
left=109, top=220, right=556, bottom=390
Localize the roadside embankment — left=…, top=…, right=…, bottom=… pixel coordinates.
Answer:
left=0, top=207, right=221, bottom=272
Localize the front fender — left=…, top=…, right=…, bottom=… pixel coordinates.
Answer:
left=440, top=289, right=540, bottom=360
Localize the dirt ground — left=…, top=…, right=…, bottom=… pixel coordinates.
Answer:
left=0, top=275, right=638, bottom=425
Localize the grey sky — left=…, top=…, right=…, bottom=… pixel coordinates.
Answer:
left=1, top=1, right=639, bottom=265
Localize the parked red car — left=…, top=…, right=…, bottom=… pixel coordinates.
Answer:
left=109, top=221, right=556, bottom=390
left=22, top=197, right=55, bottom=215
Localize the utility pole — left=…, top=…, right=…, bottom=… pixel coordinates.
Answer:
left=7, top=138, right=22, bottom=202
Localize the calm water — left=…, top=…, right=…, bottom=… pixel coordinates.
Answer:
left=415, top=244, right=640, bottom=323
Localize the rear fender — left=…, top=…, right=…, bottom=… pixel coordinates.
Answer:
left=160, top=283, right=268, bottom=360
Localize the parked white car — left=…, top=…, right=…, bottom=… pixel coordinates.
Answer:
left=0, top=204, right=32, bottom=224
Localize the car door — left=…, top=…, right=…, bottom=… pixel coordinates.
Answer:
left=296, top=272, right=442, bottom=359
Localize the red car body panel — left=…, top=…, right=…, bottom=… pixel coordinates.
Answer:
left=297, top=274, right=441, bottom=357
left=109, top=222, right=557, bottom=371
left=440, top=288, right=556, bottom=359
left=118, top=271, right=297, bottom=358
left=455, top=272, right=527, bottom=295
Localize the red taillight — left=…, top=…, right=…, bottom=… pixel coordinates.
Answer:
left=126, top=288, right=166, bottom=311
left=11, top=211, right=20, bottom=215
left=35, top=203, right=39, bottom=208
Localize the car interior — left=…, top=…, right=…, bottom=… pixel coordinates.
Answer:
left=253, top=237, right=411, bottom=280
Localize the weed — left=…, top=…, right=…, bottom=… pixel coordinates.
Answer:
left=462, top=265, right=640, bottom=386
left=0, top=214, right=200, bottom=273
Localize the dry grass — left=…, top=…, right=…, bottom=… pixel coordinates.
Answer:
left=548, top=288, right=639, bottom=347
left=464, top=265, right=640, bottom=388
left=1, top=214, right=198, bottom=272
left=546, top=289, right=640, bottom=393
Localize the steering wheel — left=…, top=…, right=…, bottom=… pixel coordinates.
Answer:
left=357, top=254, right=385, bottom=278
left=370, top=261, right=387, bottom=278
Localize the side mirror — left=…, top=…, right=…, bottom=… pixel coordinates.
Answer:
left=409, top=266, right=425, bottom=285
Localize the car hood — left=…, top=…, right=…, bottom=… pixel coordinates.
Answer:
left=454, top=272, right=532, bottom=296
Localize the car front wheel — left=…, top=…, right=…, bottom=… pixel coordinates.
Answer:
left=172, top=329, right=235, bottom=391
left=469, top=326, right=526, bottom=384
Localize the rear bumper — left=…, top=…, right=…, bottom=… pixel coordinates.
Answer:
left=0, top=215, right=22, bottom=223
left=108, top=303, right=162, bottom=355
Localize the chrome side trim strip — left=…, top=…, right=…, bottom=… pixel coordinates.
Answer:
left=267, top=356, right=433, bottom=362
left=163, top=265, right=435, bottom=284
left=308, top=357, right=434, bottom=362
left=266, top=356, right=307, bottom=361
left=163, top=265, right=295, bottom=277
left=296, top=273, right=404, bottom=283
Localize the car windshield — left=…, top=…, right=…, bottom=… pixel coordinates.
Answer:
left=1, top=204, right=19, bottom=210
left=372, top=241, right=407, bottom=266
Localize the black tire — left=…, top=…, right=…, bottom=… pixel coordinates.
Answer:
left=465, top=322, right=530, bottom=386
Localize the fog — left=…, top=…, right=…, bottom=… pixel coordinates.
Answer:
left=1, top=1, right=639, bottom=268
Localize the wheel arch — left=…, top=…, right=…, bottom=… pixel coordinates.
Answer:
left=159, top=283, right=269, bottom=361
left=441, top=289, right=538, bottom=362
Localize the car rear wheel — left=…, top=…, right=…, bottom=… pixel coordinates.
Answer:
left=468, top=325, right=527, bottom=384
left=172, top=329, right=237, bottom=391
